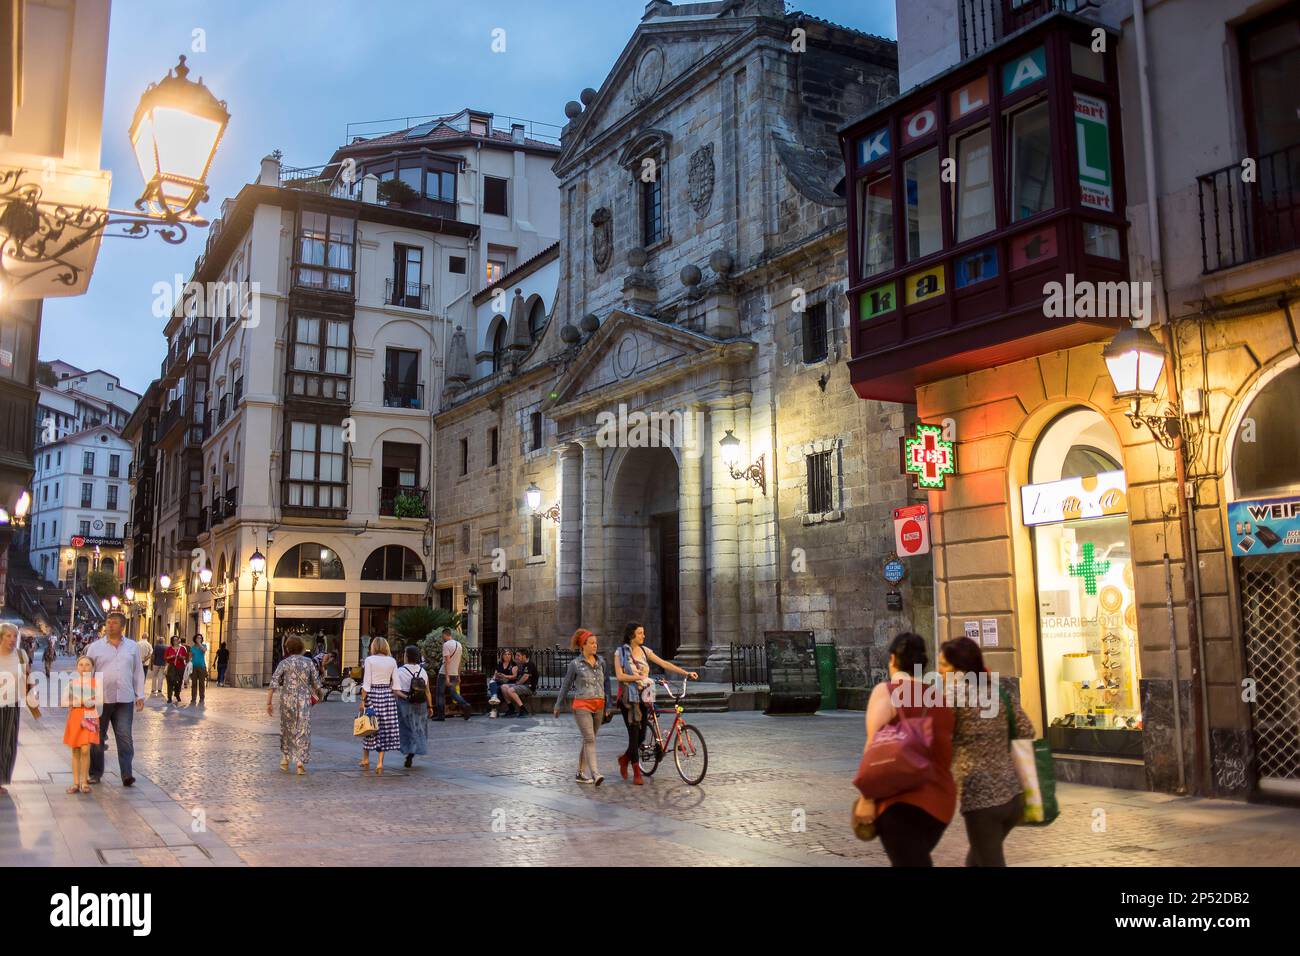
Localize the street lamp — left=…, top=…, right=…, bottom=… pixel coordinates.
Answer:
left=0, top=55, right=230, bottom=298
left=524, top=481, right=560, bottom=522
left=129, top=56, right=230, bottom=219
left=159, top=573, right=172, bottom=590
left=100, top=598, right=110, bottom=612
left=198, top=566, right=213, bottom=587
left=110, top=595, right=120, bottom=610
left=1103, top=325, right=1180, bottom=450
left=13, top=490, right=30, bottom=525
left=249, top=550, right=266, bottom=587
left=124, top=587, right=135, bottom=602
left=718, top=429, right=767, bottom=495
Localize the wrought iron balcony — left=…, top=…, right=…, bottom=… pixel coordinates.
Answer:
left=1198, top=143, right=1300, bottom=274
left=960, top=0, right=1098, bottom=59
left=385, top=278, right=431, bottom=310
left=378, top=485, right=429, bottom=518
left=382, top=378, right=424, bottom=410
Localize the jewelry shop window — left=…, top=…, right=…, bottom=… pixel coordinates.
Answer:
left=1022, top=408, right=1142, bottom=757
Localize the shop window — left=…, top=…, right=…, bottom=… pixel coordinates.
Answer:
left=1024, top=408, right=1141, bottom=756
left=1232, top=364, right=1300, bottom=499
left=857, top=175, right=894, bottom=278
left=1009, top=100, right=1053, bottom=221
left=952, top=125, right=994, bottom=242
left=274, top=543, right=345, bottom=579
left=361, top=545, right=426, bottom=582
left=904, top=148, right=942, bottom=260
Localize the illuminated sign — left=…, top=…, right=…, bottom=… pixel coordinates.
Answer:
left=904, top=423, right=956, bottom=489
left=1020, top=470, right=1127, bottom=526
left=904, top=265, right=946, bottom=305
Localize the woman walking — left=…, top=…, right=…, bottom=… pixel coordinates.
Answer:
left=1, top=622, right=39, bottom=797
left=359, top=636, right=400, bottom=774
left=613, top=622, right=697, bottom=785
left=267, top=635, right=324, bottom=775
left=62, top=655, right=99, bottom=793
left=853, top=632, right=956, bottom=867
left=939, top=636, right=1035, bottom=866
left=552, top=628, right=614, bottom=786
left=393, top=645, right=433, bottom=768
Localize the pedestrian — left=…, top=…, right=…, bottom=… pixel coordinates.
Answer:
left=42, top=636, right=56, bottom=681
left=189, top=635, right=208, bottom=705
left=500, top=647, right=538, bottom=718
left=432, top=628, right=472, bottom=721
left=553, top=628, right=614, bottom=786
left=938, top=636, right=1035, bottom=867
left=267, top=635, right=324, bottom=775
left=613, top=621, right=697, bottom=785
left=392, top=645, right=433, bottom=769
left=136, top=631, right=151, bottom=685
left=62, top=655, right=99, bottom=794
left=853, top=632, right=956, bottom=867
left=487, top=648, right=518, bottom=718
left=163, top=635, right=188, bottom=704
left=150, top=636, right=167, bottom=696
left=84, top=611, right=145, bottom=787
left=358, top=636, right=400, bottom=774
left=215, top=642, right=229, bottom=687
left=0, top=622, right=41, bottom=797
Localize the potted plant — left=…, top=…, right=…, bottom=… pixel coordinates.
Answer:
left=392, top=491, right=427, bottom=519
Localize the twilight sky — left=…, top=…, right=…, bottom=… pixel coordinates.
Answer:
left=40, top=0, right=897, bottom=394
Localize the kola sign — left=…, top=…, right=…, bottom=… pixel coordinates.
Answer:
left=894, top=504, right=931, bottom=557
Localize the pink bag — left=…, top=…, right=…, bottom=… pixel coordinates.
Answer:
left=853, top=714, right=935, bottom=800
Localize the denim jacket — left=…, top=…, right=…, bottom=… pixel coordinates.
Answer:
left=556, top=654, right=613, bottom=703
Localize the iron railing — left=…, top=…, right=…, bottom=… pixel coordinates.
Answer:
left=382, top=378, right=424, bottom=409
left=1198, top=142, right=1300, bottom=273
left=959, top=0, right=1097, bottom=59
left=730, top=642, right=768, bottom=691
left=378, top=485, right=428, bottom=517
left=385, top=278, right=431, bottom=311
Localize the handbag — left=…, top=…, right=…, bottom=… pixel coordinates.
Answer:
left=853, top=704, right=935, bottom=800
left=81, top=714, right=100, bottom=734
left=352, top=707, right=378, bottom=737
left=1001, top=688, right=1058, bottom=826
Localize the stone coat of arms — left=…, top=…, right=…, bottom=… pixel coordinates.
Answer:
left=591, top=207, right=613, bottom=273
left=688, top=143, right=715, bottom=218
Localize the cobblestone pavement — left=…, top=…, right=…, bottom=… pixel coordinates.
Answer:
left=6, top=667, right=1300, bottom=867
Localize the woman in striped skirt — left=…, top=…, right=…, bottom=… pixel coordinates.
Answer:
left=359, top=636, right=400, bottom=775
left=1, top=622, right=36, bottom=796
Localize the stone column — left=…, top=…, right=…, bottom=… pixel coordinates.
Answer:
left=676, top=405, right=708, bottom=668
left=580, top=440, right=606, bottom=634
left=705, top=404, right=744, bottom=680
left=556, top=444, right=584, bottom=637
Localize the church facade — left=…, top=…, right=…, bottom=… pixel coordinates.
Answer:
left=432, top=0, right=925, bottom=687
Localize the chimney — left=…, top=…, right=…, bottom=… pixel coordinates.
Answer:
left=258, top=154, right=281, bottom=187
left=361, top=173, right=379, bottom=205
left=511, top=123, right=525, bottom=145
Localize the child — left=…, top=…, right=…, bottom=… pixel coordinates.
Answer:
left=62, top=656, right=99, bottom=794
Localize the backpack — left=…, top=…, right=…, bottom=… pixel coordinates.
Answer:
left=405, top=665, right=428, bottom=705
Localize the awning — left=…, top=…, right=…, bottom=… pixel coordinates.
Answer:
left=273, top=605, right=347, bottom=620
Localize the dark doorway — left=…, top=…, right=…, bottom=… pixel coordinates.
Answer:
left=655, top=513, right=680, bottom=659
left=359, top=606, right=390, bottom=665
left=480, top=581, right=499, bottom=654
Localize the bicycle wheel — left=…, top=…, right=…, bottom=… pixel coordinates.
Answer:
left=637, top=717, right=663, bottom=776
left=673, top=724, right=708, bottom=785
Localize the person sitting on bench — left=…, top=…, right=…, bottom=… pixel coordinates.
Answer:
left=487, top=649, right=518, bottom=718
left=500, top=648, right=538, bottom=717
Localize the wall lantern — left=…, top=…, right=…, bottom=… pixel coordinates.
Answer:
left=158, top=573, right=172, bottom=590
left=719, top=429, right=767, bottom=495
left=525, top=481, right=560, bottom=522
left=198, top=566, right=213, bottom=587
left=499, top=569, right=512, bottom=592
left=248, top=549, right=266, bottom=586
left=1102, top=325, right=1180, bottom=450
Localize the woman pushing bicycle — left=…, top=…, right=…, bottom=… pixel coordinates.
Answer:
left=613, top=622, right=697, bottom=785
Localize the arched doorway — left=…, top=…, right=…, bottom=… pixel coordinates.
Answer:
left=608, top=446, right=680, bottom=657
left=1023, top=407, right=1142, bottom=757
left=1226, top=361, right=1300, bottom=795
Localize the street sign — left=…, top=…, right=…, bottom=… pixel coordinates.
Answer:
left=70, top=535, right=85, bottom=548
left=893, top=503, right=931, bottom=557
left=882, top=558, right=907, bottom=584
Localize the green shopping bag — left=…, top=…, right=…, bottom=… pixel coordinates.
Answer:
left=1002, top=688, right=1059, bottom=826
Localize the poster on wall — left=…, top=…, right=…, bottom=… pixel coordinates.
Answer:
left=1227, top=495, right=1300, bottom=555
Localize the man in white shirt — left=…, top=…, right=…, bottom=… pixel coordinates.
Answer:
left=137, top=633, right=152, bottom=684
left=85, top=612, right=145, bottom=787
left=432, top=628, right=472, bottom=721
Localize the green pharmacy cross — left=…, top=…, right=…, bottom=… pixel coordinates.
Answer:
left=904, top=423, right=956, bottom=489
left=1068, top=542, right=1111, bottom=596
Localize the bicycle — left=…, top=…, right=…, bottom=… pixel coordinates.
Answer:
left=635, top=677, right=708, bottom=785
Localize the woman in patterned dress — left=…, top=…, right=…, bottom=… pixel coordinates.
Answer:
left=267, top=635, right=324, bottom=775
left=359, top=636, right=399, bottom=775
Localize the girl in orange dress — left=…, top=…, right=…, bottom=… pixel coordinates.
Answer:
left=62, top=656, right=99, bottom=794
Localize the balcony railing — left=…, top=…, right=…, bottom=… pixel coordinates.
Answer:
left=960, top=0, right=1097, bottom=58
left=378, top=485, right=429, bottom=518
left=385, top=278, right=431, bottom=310
left=382, top=378, right=424, bottom=410
left=1198, top=143, right=1300, bottom=274
left=281, top=163, right=354, bottom=199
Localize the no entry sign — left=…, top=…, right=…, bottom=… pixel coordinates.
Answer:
left=893, top=504, right=930, bottom=557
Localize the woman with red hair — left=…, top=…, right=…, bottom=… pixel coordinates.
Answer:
left=553, top=628, right=615, bottom=785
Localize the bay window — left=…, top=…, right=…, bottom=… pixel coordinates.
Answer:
left=904, top=149, right=942, bottom=261
left=1009, top=100, right=1053, bottom=221
left=857, top=174, right=894, bottom=278
left=286, top=421, right=347, bottom=510
left=295, top=210, right=355, bottom=292
left=289, top=315, right=351, bottom=400
left=952, top=126, right=994, bottom=241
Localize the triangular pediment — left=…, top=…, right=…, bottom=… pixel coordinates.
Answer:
left=555, top=15, right=751, bottom=174
left=542, top=310, right=737, bottom=415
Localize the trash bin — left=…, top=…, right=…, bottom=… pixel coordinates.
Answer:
left=815, top=643, right=838, bottom=711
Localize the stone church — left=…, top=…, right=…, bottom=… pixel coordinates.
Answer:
left=432, top=0, right=928, bottom=687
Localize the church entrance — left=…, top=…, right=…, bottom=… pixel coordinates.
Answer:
left=608, top=446, right=680, bottom=658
